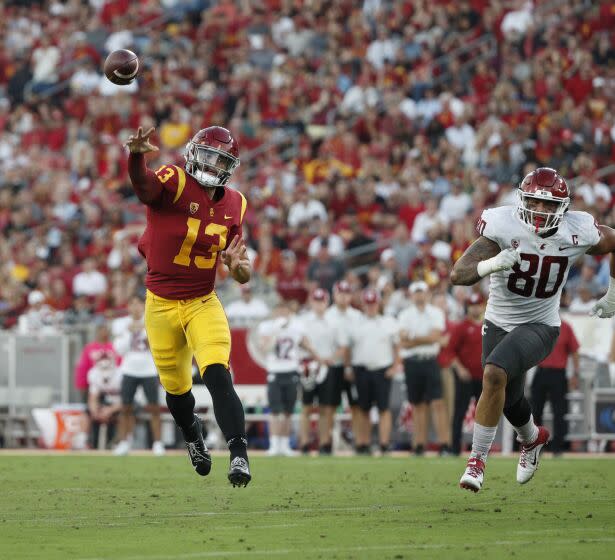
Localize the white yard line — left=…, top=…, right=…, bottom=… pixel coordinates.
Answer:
left=5, top=498, right=615, bottom=525
left=76, top=538, right=615, bottom=560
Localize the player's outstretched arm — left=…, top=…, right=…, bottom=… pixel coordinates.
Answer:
left=450, top=236, right=511, bottom=286
left=125, top=127, right=163, bottom=205
left=222, top=236, right=251, bottom=284
left=587, top=225, right=615, bottom=318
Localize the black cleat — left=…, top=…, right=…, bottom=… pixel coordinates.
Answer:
left=184, top=416, right=212, bottom=476
left=228, top=457, right=251, bottom=487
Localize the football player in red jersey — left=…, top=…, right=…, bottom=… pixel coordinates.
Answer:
left=126, top=126, right=251, bottom=486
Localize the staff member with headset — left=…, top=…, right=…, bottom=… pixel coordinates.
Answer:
left=449, top=292, right=486, bottom=455
left=399, top=281, right=450, bottom=455
left=346, top=288, right=401, bottom=455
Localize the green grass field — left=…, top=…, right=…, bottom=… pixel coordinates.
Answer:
left=1, top=454, right=614, bottom=559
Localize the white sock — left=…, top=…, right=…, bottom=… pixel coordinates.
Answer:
left=269, top=435, right=280, bottom=451
left=514, top=416, right=539, bottom=444
left=280, top=436, right=290, bottom=451
left=470, top=422, right=498, bottom=460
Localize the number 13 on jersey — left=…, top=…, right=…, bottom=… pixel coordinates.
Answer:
left=173, top=217, right=228, bottom=269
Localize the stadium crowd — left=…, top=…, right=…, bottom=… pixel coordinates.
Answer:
left=0, top=0, right=614, bottom=329
left=0, top=0, right=614, bottom=444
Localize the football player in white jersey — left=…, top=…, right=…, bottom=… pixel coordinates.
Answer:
left=257, top=301, right=326, bottom=456
left=451, top=167, right=615, bottom=492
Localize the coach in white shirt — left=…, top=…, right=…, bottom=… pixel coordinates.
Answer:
left=325, top=281, right=363, bottom=450
left=346, top=289, right=401, bottom=454
left=398, top=282, right=450, bottom=455
left=296, top=288, right=340, bottom=454
left=111, top=295, right=164, bottom=456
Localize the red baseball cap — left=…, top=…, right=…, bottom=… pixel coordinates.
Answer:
left=311, top=288, right=329, bottom=302
left=334, top=280, right=352, bottom=294
left=362, top=288, right=380, bottom=304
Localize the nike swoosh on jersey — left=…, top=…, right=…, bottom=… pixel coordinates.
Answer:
left=558, top=247, right=571, bottom=251
left=224, top=214, right=232, bottom=220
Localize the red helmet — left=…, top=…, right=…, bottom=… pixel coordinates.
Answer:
left=184, top=126, right=240, bottom=188
left=517, top=167, right=570, bottom=234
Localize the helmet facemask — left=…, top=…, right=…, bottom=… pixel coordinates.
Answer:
left=517, top=190, right=570, bottom=234
left=184, top=142, right=240, bottom=188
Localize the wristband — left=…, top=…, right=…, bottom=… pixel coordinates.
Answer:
left=477, top=257, right=497, bottom=278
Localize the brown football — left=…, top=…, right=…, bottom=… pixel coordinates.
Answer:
left=103, top=49, right=139, bottom=85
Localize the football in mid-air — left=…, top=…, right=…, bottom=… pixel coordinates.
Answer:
left=103, top=49, right=139, bottom=85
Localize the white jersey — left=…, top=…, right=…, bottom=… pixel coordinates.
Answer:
left=87, top=360, right=122, bottom=405
left=398, top=303, right=445, bottom=359
left=479, top=206, right=600, bottom=331
left=257, top=316, right=306, bottom=374
left=112, top=316, right=157, bottom=378
left=297, top=310, right=338, bottom=361
left=324, top=305, right=364, bottom=366
left=349, top=314, right=399, bottom=371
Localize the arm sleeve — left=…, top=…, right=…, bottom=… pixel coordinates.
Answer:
left=128, top=153, right=164, bottom=206
left=229, top=192, right=248, bottom=245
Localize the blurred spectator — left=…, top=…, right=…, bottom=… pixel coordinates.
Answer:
left=30, top=36, right=61, bottom=93
left=275, top=250, right=308, bottom=305
left=399, top=282, right=450, bottom=455
left=308, top=220, right=344, bottom=259
left=347, top=289, right=400, bottom=455
left=16, top=290, right=62, bottom=335
left=449, top=293, right=485, bottom=455
left=257, top=302, right=304, bottom=457
left=74, top=323, right=121, bottom=401
left=566, top=258, right=603, bottom=300
left=287, top=187, right=327, bottom=228
left=87, top=348, right=122, bottom=449
left=307, top=247, right=345, bottom=294
left=532, top=319, right=580, bottom=455
left=72, top=258, right=108, bottom=297
left=225, top=284, right=270, bottom=326
left=569, top=284, right=598, bottom=314
left=111, top=295, right=164, bottom=456
left=297, top=289, right=338, bottom=455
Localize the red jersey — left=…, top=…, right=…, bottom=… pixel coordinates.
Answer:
left=129, top=154, right=247, bottom=300
left=448, top=318, right=484, bottom=380
left=539, top=321, right=579, bottom=370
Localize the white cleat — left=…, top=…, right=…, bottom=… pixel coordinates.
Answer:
left=113, top=439, right=131, bottom=456
left=459, top=455, right=485, bottom=493
left=517, top=426, right=550, bottom=484
left=152, top=441, right=166, bottom=456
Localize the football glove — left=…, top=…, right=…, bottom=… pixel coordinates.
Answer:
left=590, top=278, right=615, bottom=319
left=477, top=247, right=521, bottom=278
